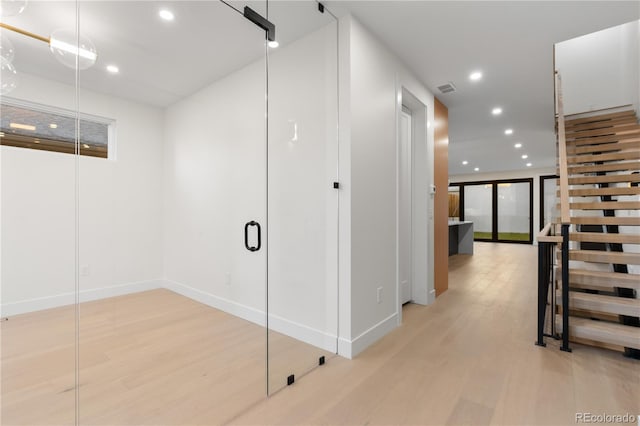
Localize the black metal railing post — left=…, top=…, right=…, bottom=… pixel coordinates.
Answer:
left=560, top=224, right=572, bottom=352
left=536, top=241, right=549, bottom=347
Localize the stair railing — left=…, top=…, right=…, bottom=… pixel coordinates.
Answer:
left=554, top=71, right=572, bottom=352
left=536, top=223, right=561, bottom=347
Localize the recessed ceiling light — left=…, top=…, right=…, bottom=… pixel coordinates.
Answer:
left=526, top=163, right=532, bottom=167
left=159, top=9, right=174, bottom=21
left=106, top=64, right=119, bottom=74
left=49, top=123, right=58, bottom=129
left=469, top=71, right=482, bottom=81
left=462, top=160, right=468, bottom=165
left=268, top=40, right=279, bottom=48
left=474, top=167, right=479, bottom=172
left=492, top=107, right=502, bottom=115
left=504, top=129, right=513, bottom=135
left=521, top=154, right=528, bottom=159
left=514, top=143, right=522, bottom=148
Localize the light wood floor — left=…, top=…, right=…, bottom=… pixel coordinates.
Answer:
left=2, top=243, right=638, bottom=425
left=1, top=289, right=331, bottom=425
left=233, top=243, right=639, bottom=425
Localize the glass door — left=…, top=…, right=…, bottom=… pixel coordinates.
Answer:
left=76, top=1, right=268, bottom=424
left=266, top=1, right=339, bottom=394
left=459, top=179, right=533, bottom=243
left=464, top=184, right=493, bottom=241
left=497, top=181, right=533, bottom=242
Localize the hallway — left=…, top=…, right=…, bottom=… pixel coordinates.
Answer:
left=232, top=242, right=639, bottom=425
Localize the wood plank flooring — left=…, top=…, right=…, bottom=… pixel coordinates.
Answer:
left=1, top=290, right=330, bottom=425
left=233, top=243, right=640, bottom=426
left=2, top=243, right=639, bottom=425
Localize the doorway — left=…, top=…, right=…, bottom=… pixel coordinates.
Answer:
left=399, top=106, right=413, bottom=304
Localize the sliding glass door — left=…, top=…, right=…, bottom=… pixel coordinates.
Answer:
left=497, top=181, right=532, bottom=242
left=455, top=178, right=533, bottom=244
left=463, top=184, right=493, bottom=240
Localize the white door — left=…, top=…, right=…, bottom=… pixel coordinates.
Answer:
left=399, top=107, right=412, bottom=304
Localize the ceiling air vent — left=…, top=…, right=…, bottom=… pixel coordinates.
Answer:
left=437, top=82, right=456, bottom=94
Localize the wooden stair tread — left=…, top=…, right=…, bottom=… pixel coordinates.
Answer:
left=565, top=116, right=639, bottom=133
left=565, top=110, right=636, bottom=126
left=569, top=201, right=640, bottom=210
left=567, top=151, right=640, bottom=164
left=556, top=290, right=640, bottom=317
left=568, top=216, right=640, bottom=226
left=569, top=231, right=640, bottom=244
left=555, top=314, right=640, bottom=350
left=563, top=268, right=640, bottom=290
left=566, top=132, right=640, bottom=147
left=565, top=124, right=640, bottom=139
left=567, top=139, right=640, bottom=155
left=567, top=174, right=640, bottom=185
left=568, top=249, right=640, bottom=264
left=567, top=161, right=640, bottom=175
left=565, top=187, right=640, bottom=197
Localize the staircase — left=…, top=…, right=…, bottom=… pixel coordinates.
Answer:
left=555, top=109, right=640, bottom=355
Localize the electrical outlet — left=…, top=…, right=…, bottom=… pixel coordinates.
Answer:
left=377, top=287, right=383, bottom=304
left=225, top=273, right=231, bottom=286
left=80, top=265, right=90, bottom=277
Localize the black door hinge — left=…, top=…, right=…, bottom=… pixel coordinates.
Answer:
left=243, top=6, right=276, bottom=42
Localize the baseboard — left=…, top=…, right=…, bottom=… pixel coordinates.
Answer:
left=341, top=312, right=399, bottom=359
left=163, top=280, right=338, bottom=353
left=0, top=279, right=163, bottom=317
left=1, top=278, right=339, bottom=355
left=163, top=279, right=265, bottom=327
left=268, top=313, right=338, bottom=354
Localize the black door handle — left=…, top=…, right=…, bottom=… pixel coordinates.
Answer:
left=244, top=221, right=261, bottom=252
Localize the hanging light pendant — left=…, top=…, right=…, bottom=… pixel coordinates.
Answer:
left=0, top=23, right=98, bottom=70
left=49, top=28, right=97, bottom=70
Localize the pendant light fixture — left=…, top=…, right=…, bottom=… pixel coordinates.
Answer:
left=0, top=0, right=98, bottom=94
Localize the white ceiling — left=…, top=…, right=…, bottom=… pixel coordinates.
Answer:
left=4, top=1, right=331, bottom=105
left=328, top=1, right=639, bottom=176
left=3, top=1, right=639, bottom=175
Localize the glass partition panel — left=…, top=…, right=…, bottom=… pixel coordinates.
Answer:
left=464, top=184, right=493, bottom=240
left=266, top=0, right=338, bottom=394
left=497, top=181, right=532, bottom=242
left=1, top=1, right=79, bottom=424
left=541, top=176, right=559, bottom=229
left=76, top=1, right=267, bottom=424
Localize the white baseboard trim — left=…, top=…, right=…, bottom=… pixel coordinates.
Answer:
left=1, top=278, right=339, bottom=355
left=163, top=280, right=338, bottom=354
left=338, top=337, right=354, bottom=359
left=163, top=279, right=265, bottom=326
left=0, top=279, right=163, bottom=317
left=341, top=312, right=399, bottom=359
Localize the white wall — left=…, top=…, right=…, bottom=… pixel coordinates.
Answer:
left=1, top=73, right=165, bottom=316
left=450, top=167, right=556, bottom=243
left=163, top=23, right=338, bottom=352
left=339, top=16, right=436, bottom=357
left=556, top=20, right=640, bottom=115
